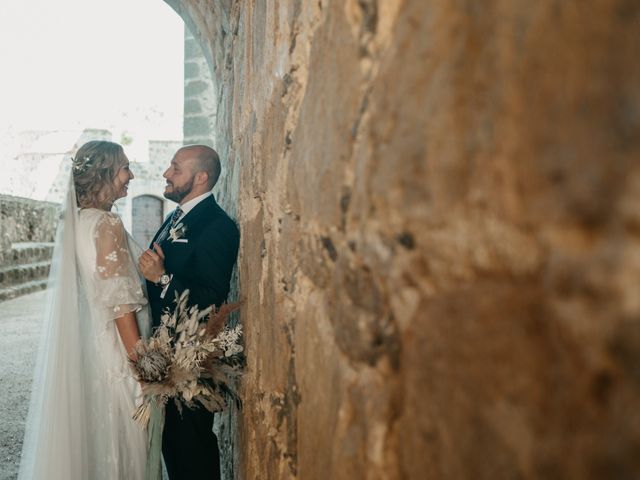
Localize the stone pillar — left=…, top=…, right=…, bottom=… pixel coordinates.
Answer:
left=180, top=14, right=241, bottom=480
left=183, top=27, right=216, bottom=147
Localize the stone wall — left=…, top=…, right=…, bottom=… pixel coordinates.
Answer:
left=183, top=28, right=217, bottom=146
left=0, top=195, right=57, bottom=301
left=0, top=195, right=57, bottom=256
left=165, top=1, right=640, bottom=479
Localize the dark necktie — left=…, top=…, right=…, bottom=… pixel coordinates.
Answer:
left=155, top=206, right=183, bottom=244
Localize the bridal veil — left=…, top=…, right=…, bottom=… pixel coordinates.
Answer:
left=18, top=175, right=89, bottom=479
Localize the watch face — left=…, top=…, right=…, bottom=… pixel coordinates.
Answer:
left=160, top=274, right=170, bottom=285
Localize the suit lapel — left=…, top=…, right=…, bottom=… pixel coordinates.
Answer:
left=158, top=196, right=219, bottom=250
left=179, top=196, right=219, bottom=233
left=150, top=213, right=173, bottom=248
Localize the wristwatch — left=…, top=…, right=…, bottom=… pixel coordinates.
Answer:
left=157, top=272, right=171, bottom=287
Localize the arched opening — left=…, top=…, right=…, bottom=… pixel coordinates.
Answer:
left=132, top=194, right=165, bottom=248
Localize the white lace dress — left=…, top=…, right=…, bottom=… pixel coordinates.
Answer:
left=74, top=208, right=151, bottom=479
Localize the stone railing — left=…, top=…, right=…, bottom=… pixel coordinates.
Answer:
left=0, top=195, right=59, bottom=301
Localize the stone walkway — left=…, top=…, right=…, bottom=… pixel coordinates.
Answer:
left=0, top=291, right=171, bottom=480
left=0, top=290, right=45, bottom=480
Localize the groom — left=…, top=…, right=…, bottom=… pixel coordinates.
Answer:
left=139, top=144, right=239, bottom=480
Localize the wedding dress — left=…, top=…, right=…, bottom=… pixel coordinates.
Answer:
left=18, top=176, right=151, bottom=479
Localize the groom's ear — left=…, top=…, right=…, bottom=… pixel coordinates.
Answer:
left=194, top=170, right=209, bottom=187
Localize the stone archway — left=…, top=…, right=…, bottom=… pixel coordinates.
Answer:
left=161, top=2, right=640, bottom=480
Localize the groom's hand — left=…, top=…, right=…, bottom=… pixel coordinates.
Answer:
left=139, top=243, right=166, bottom=283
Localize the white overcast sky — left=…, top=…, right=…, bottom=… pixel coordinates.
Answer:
left=0, top=0, right=184, bottom=143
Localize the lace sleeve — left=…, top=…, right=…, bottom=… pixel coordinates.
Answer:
left=93, top=212, right=147, bottom=321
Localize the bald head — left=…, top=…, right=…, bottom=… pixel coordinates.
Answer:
left=163, top=144, right=222, bottom=204
left=179, top=144, right=221, bottom=190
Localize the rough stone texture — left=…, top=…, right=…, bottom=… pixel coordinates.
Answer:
left=0, top=196, right=57, bottom=302
left=165, top=1, right=640, bottom=479
left=0, top=195, right=57, bottom=256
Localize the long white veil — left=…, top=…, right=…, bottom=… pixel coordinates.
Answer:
left=18, top=173, right=88, bottom=479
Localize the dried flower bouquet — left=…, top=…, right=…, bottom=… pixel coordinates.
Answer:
left=129, top=290, right=243, bottom=480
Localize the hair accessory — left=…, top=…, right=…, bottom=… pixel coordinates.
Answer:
left=71, top=155, right=94, bottom=174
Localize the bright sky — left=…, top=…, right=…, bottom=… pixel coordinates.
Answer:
left=0, top=0, right=184, bottom=156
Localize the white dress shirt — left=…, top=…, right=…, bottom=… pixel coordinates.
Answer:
left=176, top=191, right=212, bottom=222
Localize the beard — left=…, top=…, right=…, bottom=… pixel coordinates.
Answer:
left=164, top=177, right=194, bottom=203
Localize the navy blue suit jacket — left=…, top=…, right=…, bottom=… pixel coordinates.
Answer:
left=146, top=195, right=240, bottom=328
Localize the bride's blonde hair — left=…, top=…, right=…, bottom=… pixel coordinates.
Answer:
left=73, top=140, right=126, bottom=209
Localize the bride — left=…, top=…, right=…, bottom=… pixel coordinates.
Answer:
left=18, top=140, right=151, bottom=479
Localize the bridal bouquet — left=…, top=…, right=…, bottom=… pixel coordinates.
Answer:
left=129, top=290, right=244, bottom=480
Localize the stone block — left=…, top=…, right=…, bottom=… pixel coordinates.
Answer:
left=184, top=37, right=202, bottom=61
left=184, top=80, right=209, bottom=97
left=183, top=116, right=211, bottom=137
left=184, top=61, right=200, bottom=78
left=183, top=98, right=202, bottom=115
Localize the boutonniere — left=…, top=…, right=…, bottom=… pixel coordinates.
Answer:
left=169, top=223, right=188, bottom=243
